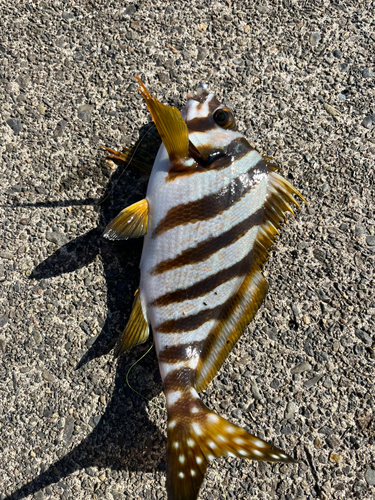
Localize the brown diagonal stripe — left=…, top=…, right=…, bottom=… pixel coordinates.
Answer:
left=158, top=341, right=203, bottom=364
left=154, top=158, right=266, bottom=237
left=150, top=250, right=253, bottom=307
left=156, top=295, right=234, bottom=333
left=163, top=367, right=195, bottom=392
left=152, top=206, right=263, bottom=275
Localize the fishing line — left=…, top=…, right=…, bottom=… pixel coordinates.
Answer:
left=97, top=124, right=156, bottom=206
left=125, top=343, right=166, bottom=413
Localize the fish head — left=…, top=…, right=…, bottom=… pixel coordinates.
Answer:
left=181, top=84, right=250, bottom=168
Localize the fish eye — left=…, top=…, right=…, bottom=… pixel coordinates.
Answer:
left=213, top=108, right=235, bottom=129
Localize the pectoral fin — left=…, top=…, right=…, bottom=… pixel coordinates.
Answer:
left=115, top=289, right=149, bottom=357
left=135, top=75, right=189, bottom=161
left=103, top=199, right=148, bottom=240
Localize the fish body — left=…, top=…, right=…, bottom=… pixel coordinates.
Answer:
left=104, top=79, right=304, bottom=500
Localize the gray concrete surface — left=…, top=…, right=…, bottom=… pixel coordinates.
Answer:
left=1, top=1, right=374, bottom=499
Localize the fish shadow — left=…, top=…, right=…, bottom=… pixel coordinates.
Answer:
left=5, top=126, right=166, bottom=499
left=5, top=349, right=165, bottom=500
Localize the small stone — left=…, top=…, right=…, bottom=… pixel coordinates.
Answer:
left=42, top=371, right=56, bottom=383
left=338, top=93, right=346, bottom=102
left=46, top=232, right=69, bottom=246
left=6, top=118, right=23, bottom=135
left=313, top=248, right=326, bottom=263
left=29, top=450, right=36, bottom=458
left=291, top=304, right=300, bottom=317
left=366, top=235, right=375, bottom=246
left=36, top=104, right=46, bottom=115
left=78, top=104, right=93, bottom=123
left=231, top=408, right=242, bottom=419
left=323, top=376, right=333, bottom=389
left=281, top=426, right=292, bottom=434
left=330, top=452, right=343, bottom=464
left=285, top=402, right=296, bottom=419
left=362, top=116, right=373, bottom=129
left=0, top=251, right=13, bottom=260
left=333, top=49, right=343, bottom=58
left=324, top=103, right=341, bottom=116
left=314, top=436, right=322, bottom=448
left=270, top=378, right=281, bottom=389
left=33, top=331, right=43, bottom=344
left=197, top=47, right=208, bottom=61
left=355, top=329, right=372, bottom=345
left=362, top=68, right=374, bottom=78
left=309, top=32, right=321, bottom=47
left=337, top=63, right=349, bottom=72
left=0, top=338, right=6, bottom=351
left=365, top=468, right=375, bottom=486
left=251, top=379, right=262, bottom=400
left=291, top=361, right=312, bottom=375
left=304, top=374, right=323, bottom=388
left=157, top=72, right=169, bottom=84
left=53, top=119, right=68, bottom=138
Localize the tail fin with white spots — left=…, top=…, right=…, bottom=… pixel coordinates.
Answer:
left=166, top=400, right=296, bottom=500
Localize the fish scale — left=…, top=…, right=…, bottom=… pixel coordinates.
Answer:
left=104, top=77, right=305, bottom=500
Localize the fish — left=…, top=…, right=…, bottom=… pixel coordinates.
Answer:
left=103, top=77, right=305, bottom=500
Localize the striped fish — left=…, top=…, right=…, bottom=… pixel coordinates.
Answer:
left=104, top=77, right=305, bottom=500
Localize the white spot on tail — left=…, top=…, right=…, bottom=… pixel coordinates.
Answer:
left=196, top=456, right=203, bottom=465
left=178, top=472, right=184, bottom=479
left=252, top=448, right=263, bottom=457
left=208, top=440, right=217, bottom=449
left=217, top=435, right=227, bottom=443
left=251, top=438, right=267, bottom=448
left=227, top=452, right=236, bottom=458
left=166, top=391, right=182, bottom=406
left=173, top=441, right=179, bottom=449
left=179, top=455, right=185, bottom=464
left=169, top=420, right=176, bottom=429
left=270, top=453, right=281, bottom=460
left=207, top=454, right=215, bottom=461
left=191, top=406, right=199, bottom=414
left=238, top=449, right=249, bottom=456
left=191, top=469, right=196, bottom=477
left=192, top=423, right=203, bottom=436
left=187, top=438, right=195, bottom=447
left=225, top=425, right=236, bottom=433
left=234, top=437, right=245, bottom=445
left=207, top=413, right=219, bottom=424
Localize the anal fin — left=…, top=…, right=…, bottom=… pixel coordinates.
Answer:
left=115, top=289, right=149, bottom=357
left=103, top=199, right=148, bottom=240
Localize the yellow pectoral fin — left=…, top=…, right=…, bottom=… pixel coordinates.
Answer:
left=135, top=75, right=189, bottom=161
left=115, top=290, right=149, bottom=357
left=103, top=199, right=148, bottom=240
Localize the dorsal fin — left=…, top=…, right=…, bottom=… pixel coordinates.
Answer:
left=135, top=75, right=189, bottom=161
left=196, top=168, right=305, bottom=391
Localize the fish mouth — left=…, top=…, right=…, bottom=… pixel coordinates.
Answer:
left=186, top=83, right=209, bottom=103
left=188, top=141, right=227, bottom=167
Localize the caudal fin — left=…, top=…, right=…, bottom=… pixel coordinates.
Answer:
left=167, top=401, right=296, bottom=500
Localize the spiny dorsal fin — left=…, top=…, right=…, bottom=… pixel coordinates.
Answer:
left=103, top=199, right=148, bottom=240
left=115, top=289, right=149, bottom=357
left=135, top=75, right=189, bottom=161
left=196, top=169, right=306, bottom=391
left=167, top=400, right=295, bottom=500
